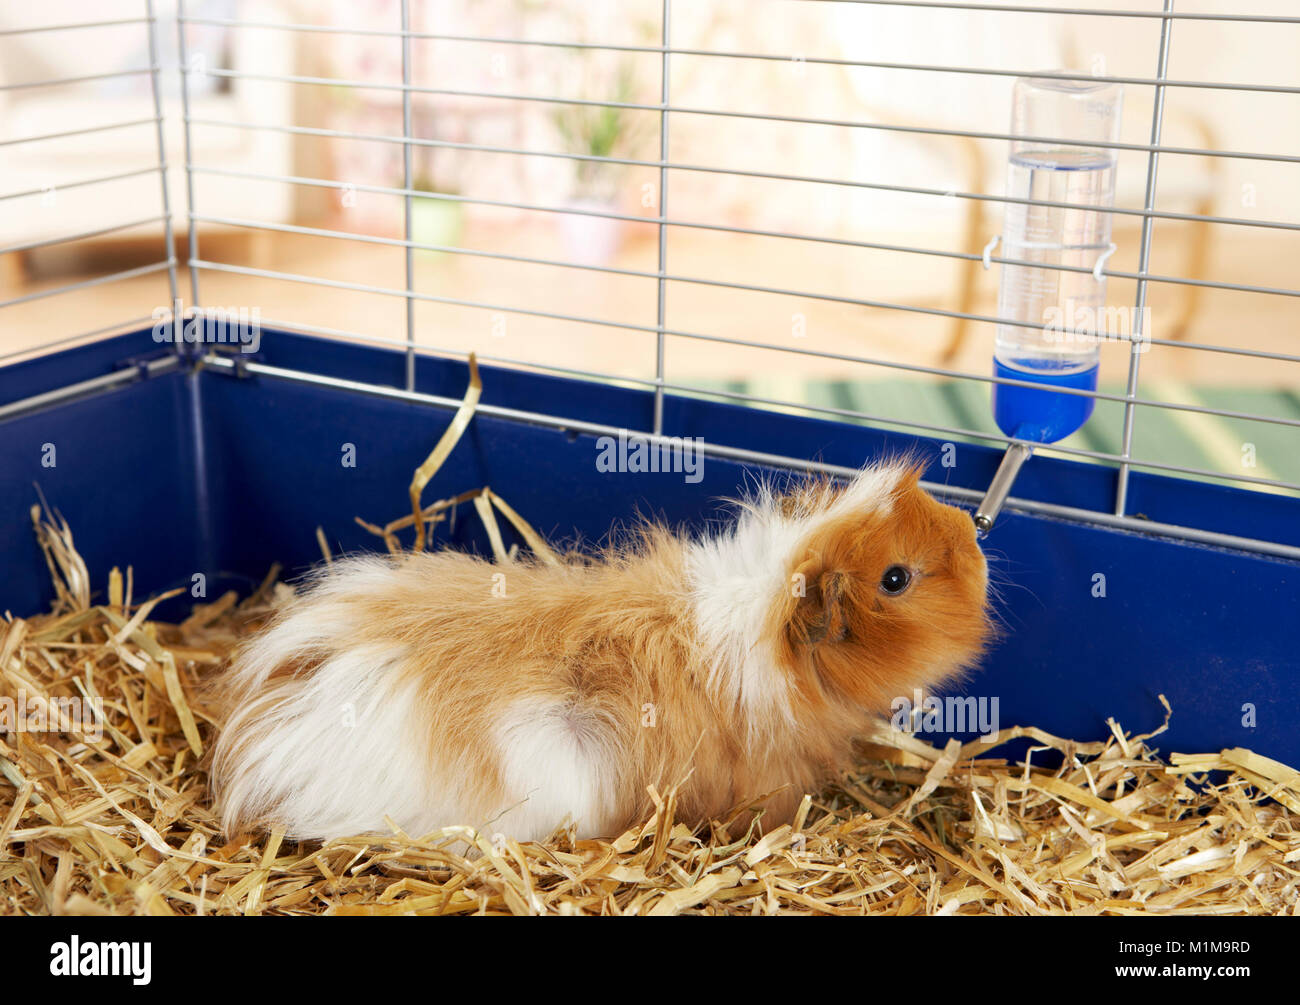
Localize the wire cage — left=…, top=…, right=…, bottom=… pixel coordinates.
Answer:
left=0, top=1, right=1297, bottom=765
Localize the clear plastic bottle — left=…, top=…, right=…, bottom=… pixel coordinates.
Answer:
left=993, top=75, right=1123, bottom=442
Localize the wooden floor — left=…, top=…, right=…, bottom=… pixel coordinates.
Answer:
left=2, top=220, right=1296, bottom=495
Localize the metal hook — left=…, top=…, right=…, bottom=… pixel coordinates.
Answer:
left=1093, top=242, right=1118, bottom=282
left=982, top=234, right=1000, bottom=270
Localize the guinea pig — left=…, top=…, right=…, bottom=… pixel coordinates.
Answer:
left=211, top=460, right=990, bottom=844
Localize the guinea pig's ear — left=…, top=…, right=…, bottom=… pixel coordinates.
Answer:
left=790, top=561, right=850, bottom=646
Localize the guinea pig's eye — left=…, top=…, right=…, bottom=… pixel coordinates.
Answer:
left=879, top=565, right=913, bottom=596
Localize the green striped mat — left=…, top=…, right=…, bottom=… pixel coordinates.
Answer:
left=687, top=377, right=1299, bottom=496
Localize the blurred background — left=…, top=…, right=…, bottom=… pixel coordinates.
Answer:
left=1, top=0, right=1296, bottom=493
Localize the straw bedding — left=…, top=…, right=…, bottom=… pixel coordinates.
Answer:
left=4, top=361, right=1299, bottom=915
left=3, top=500, right=1298, bottom=916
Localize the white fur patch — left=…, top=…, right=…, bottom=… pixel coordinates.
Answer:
left=491, top=699, right=616, bottom=842
left=218, top=642, right=454, bottom=840
left=684, top=464, right=907, bottom=727
left=822, top=465, right=904, bottom=522
left=217, top=554, right=485, bottom=840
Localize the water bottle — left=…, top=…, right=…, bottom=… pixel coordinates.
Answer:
left=993, top=75, right=1123, bottom=443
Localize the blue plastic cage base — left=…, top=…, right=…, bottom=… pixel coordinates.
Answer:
left=2, top=327, right=1297, bottom=767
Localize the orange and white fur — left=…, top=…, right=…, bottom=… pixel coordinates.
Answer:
left=212, top=461, right=990, bottom=843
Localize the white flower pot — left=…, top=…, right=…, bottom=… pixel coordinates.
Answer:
left=558, top=198, right=625, bottom=267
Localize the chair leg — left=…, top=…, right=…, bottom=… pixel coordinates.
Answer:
left=0, top=251, right=28, bottom=294
left=1166, top=201, right=1212, bottom=344
left=1166, top=114, right=1221, bottom=344
left=248, top=230, right=275, bottom=271
left=940, top=196, right=985, bottom=367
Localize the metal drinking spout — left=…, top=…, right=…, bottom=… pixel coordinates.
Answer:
left=974, top=442, right=1032, bottom=537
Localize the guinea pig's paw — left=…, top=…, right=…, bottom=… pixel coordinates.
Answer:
left=214, top=641, right=434, bottom=841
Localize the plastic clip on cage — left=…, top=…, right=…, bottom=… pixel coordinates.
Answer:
left=0, top=2, right=1297, bottom=771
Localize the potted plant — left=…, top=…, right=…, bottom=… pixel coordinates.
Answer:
left=552, top=63, right=643, bottom=267
left=409, top=168, right=464, bottom=259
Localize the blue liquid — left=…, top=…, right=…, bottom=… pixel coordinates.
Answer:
left=993, top=357, right=1098, bottom=443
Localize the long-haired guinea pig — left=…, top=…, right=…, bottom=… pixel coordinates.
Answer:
left=211, top=460, right=990, bottom=843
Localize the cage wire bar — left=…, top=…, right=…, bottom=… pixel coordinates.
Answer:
left=0, top=2, right=180, bottom=370
left=1114, top=0, right=1174, bottom=517
left=0, top=3, right=1297, bottom=560
left=401, top=0, right=416, bottom=392
left=144, top=0, right=180, bottom=312
left=176, top=0, right=201, bottom=306
left=652, top=0, right=671, bottom=436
